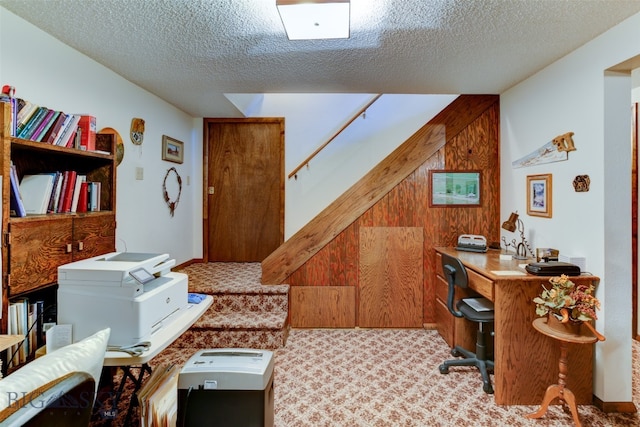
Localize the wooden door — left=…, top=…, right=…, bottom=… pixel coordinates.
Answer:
left=359, top=227, right=423, bottom=327
left=205, top=119, right=284, bottom=262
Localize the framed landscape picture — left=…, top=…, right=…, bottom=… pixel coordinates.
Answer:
left=162, top=135, right=184, bottom=164
left=429, top=170, right=481, bottom=207
left=527, top=174, right=552, bottom=218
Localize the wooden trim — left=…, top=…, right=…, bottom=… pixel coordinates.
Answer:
left=288, top=94, right=382, bottom=179
left=632, top=102, right=638, bottom=339
left=261, top=95, right=499, bottom=284
left=593, top=395, right=637, bottom=413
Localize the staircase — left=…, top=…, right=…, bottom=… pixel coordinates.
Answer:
left=167, top=262, right=289, bottom=354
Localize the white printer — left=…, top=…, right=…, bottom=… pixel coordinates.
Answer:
left=57, top=252, right=188, bottom=347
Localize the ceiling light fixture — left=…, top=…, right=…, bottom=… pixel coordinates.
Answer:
left=277, top=0, right=350, bottom=41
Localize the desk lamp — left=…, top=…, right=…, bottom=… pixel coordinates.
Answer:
left=501, top=211, right=533, bottom=260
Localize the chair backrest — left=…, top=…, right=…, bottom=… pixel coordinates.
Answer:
left=441, top=253, right=469, bottom=318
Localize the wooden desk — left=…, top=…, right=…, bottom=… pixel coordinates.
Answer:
left=434, top=247, right=599, bottom=406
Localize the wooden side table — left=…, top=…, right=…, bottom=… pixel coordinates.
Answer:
left=526, top=317, right=599, bottom=427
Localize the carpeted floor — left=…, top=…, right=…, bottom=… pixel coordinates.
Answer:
left=94, top=327, right=640, bottom=426
left=89, top=263, right=640, bottom=426
left=273, top=328, right=640, bottom=426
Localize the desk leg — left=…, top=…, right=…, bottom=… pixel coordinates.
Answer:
left=526, top=341, right=582, bottom=427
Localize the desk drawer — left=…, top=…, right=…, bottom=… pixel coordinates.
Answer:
left=468, top=269, right=494, bottom=301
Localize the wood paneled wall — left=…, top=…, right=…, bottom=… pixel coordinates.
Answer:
left=286, top=98, right=500, bottom=327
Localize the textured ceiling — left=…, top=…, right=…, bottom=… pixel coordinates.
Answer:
left=2, top=0, right=640, bottom=117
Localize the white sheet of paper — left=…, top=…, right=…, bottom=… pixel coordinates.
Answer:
left=46, top=324, right=72, bottom=352
left=491, top=270, right=526, bottom=276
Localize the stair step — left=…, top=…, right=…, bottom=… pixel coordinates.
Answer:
left=173, top=262, right=290, bottom=350
left=209, top=293, right=288, bottom=314
left=194, top=310, right=287, bottom=330
left=165, top=326, right=289, bottom=352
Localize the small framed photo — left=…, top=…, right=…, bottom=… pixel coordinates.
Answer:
left=162, top=135, right=184, bottom=164
left=527, top=174, right=552, bottom=218
left=429, top=170, right=481, bottom=207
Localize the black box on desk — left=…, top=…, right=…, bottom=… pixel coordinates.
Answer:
left=177, top=348, right=274, bottom=427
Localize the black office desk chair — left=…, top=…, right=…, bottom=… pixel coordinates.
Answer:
left=438, top=253, right=495, bottom=394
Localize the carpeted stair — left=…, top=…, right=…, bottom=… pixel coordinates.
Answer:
left=167, top=262, right=289, bottom=352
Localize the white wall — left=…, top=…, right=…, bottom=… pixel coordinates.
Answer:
left=501, top=11, right=640, bottom=404
left=0, top=8, right=202, bottom=265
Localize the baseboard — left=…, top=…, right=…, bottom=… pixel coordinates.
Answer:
left=175, top=258, right=204, bottom=270
left=593, top=395, right=637, bottom=413
left=423, top=323, right=438, bottom=330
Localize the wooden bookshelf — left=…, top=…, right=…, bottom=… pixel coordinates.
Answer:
left=0, top=102, right=117, bottom=342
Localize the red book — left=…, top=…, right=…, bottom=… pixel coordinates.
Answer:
left=77, top=115, right=96, bottom=151
left=76, top=182, right=88, bottom=213
left=44, top=113, right=68, bottom=144
left=61, top=170, right=77, bottom=213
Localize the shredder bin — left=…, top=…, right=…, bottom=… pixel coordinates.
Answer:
left=177, top=348, right=274, bottom=427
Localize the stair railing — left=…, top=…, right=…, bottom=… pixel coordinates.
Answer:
left=288, top=94, right=383, bottom=180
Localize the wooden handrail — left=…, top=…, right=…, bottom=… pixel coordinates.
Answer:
left=288, top=94, right=383, bottom=179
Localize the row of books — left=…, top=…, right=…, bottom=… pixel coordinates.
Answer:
left=1, top=93, right=96, bottom=150
left=10, top=167, right=102, bottom=216
left=7, top=299, right=45, bottom=369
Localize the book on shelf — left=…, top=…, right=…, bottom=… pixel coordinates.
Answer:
left=1, top=93, right=18, bottom=136
left=26, top=108, right=53, bottom=141
left=43, top=113, right=67, bottom=144
left=55, top=114, right=81, bottom=147
left=76, top=181, right=89, bottom=213
left=49, top=113, right=73, bottom=145
left=88, top=181, right=101, bottom=211
left=9, top=163, right=26, bottom=217
left=31, top=109, right=60, bottom=142
left=63, top=170, right=77, bottom=213
left=6, top=298, right=47, bottom=369
left=47, top=171, right=63, bottom=213
left=7, top=303, right=20, bottom=368
left=70, top=175, right=86, bottom=213
left=19, top=173, right=56, bottom=215
left=15, top=101, right=39, bottom=136
left=18, top=106, right=49, bottom=140
left=77, top=115, right=96, bottom=151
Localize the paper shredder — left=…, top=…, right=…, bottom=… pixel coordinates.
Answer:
left=177, top=348, right=274, bottom=427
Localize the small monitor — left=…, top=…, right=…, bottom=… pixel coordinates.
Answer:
left=129, top=267, right=155, bottom=285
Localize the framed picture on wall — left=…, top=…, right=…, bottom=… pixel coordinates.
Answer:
left=162, top=135, right=184, bottom=164
left=428, top=170, right=481, bottom=207
left=527, top=174, right=552, bottom=218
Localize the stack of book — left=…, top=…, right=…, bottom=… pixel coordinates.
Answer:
left=12, top=170, right=102, bottom=216
left=9, top=98, right=96, bottom=150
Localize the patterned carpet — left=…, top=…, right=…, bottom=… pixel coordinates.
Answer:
left=273, top=328, right=640, bottom=427
left=89, top=262, right=640, bottom=426
left=93, top=328, right=640, bottom=426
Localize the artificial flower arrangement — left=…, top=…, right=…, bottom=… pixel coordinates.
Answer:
left=533, top=275, right=605, bottom=340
